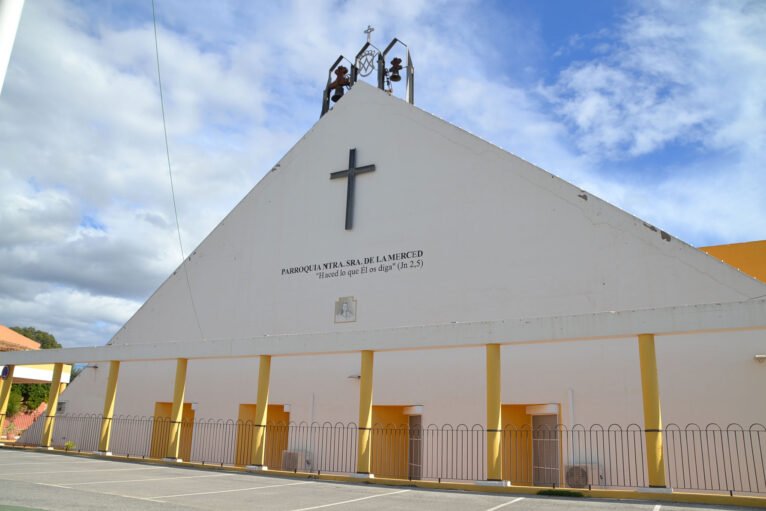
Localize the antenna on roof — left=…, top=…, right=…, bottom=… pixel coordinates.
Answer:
left=320, top=30, right=414, bottom=117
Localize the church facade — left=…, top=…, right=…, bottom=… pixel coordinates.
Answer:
left=5, top=82, right=766, bottom=491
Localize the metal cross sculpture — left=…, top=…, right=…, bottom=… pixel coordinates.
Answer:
left=330, top=148, right=376, bottom=230
left=364, top=25, right=374, bottom=43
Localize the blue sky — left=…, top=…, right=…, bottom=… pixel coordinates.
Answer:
left=0, top=0, right=764, bottom=347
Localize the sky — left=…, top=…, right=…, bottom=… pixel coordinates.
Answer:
left=0, top=0, right=764, bottom=348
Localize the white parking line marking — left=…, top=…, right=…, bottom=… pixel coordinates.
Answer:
left=152, top=480, right=313, bottom=498
left=38, top=483, right=78, bottom=488
left=653, top=506, right=661, bottom=511
left=4, top=466, right=165, bottom=476
left=55, top=473, right=231, bottom=486
left=10, top=480, right=166, bottom=504
left=0, top=460, right=106, bottom=466
left=486, top=497, right=525, bottom=511
left=288, top=489, right=411, bottom=511
left=95, top=493, right=165, bottom=503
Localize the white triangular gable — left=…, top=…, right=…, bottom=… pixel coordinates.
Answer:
left=110, top=82, right=766, bottom=346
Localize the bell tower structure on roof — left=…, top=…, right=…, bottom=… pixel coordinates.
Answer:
left=321, top=29, right=414, bottom=117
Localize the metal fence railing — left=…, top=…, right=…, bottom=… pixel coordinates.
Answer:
left=14, top=415, right=766, bottom=494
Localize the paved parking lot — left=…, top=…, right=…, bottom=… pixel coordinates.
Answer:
left=0, top=449, right=751, bottom=511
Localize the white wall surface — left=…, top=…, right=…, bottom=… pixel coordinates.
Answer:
left=106, top=82, right=766, bottom=348
left=58, top=329, right=766, bottom=428
left=55, top=82, right=766, bottom=431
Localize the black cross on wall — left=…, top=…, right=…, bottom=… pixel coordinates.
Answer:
left=330, top=148, right=376, bottom=230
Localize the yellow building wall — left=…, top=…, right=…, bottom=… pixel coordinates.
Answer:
left=234, top=404, right=289, bottom=468
left=501, top=404, right=562, bottom=485
left=149, top=402, right=195, bottom=460
left=502, top=404, right=533, bottom=484
left=371, top=405, right=408, bottom=479
left=701, top=240, right=766, bottom=283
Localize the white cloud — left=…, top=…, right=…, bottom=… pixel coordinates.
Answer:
left=526, top=0, right=766, bottom=245
left=0, top=174, right=79, bottom=245
left=544, top=0, right=766, bottom=161
left=0, top=287, right=138, bottom=347
left=0, top=1, right=280, bottom=346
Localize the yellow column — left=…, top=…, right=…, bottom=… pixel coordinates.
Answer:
left=98, top=361, right=121, bottom=453
left=41, top=363, right=64, bottom=448
left=165, top=358, right=188, bottom=460
left=356, top=350, right=374, bottom=475
left=0, top=365, right=16, bottom=427
left=486, top=344, right=502, bottom=481
left=249, top=355, right=271, bottom=468
left=638, top=333, right=667, bottom=488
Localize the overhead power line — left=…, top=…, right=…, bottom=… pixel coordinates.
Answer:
left=151, top=0, right=205, bottom=341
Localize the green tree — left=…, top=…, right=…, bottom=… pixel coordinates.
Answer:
left=10, top=326, right=61, bottom=349
left=5, top=389, right=21, bottom=417
left=8, top=327, right=61, bottom=412
left=13, top=384, right=49, bottom=410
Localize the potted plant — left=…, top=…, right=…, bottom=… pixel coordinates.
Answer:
left=2, top=423, right=17, bottom=441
